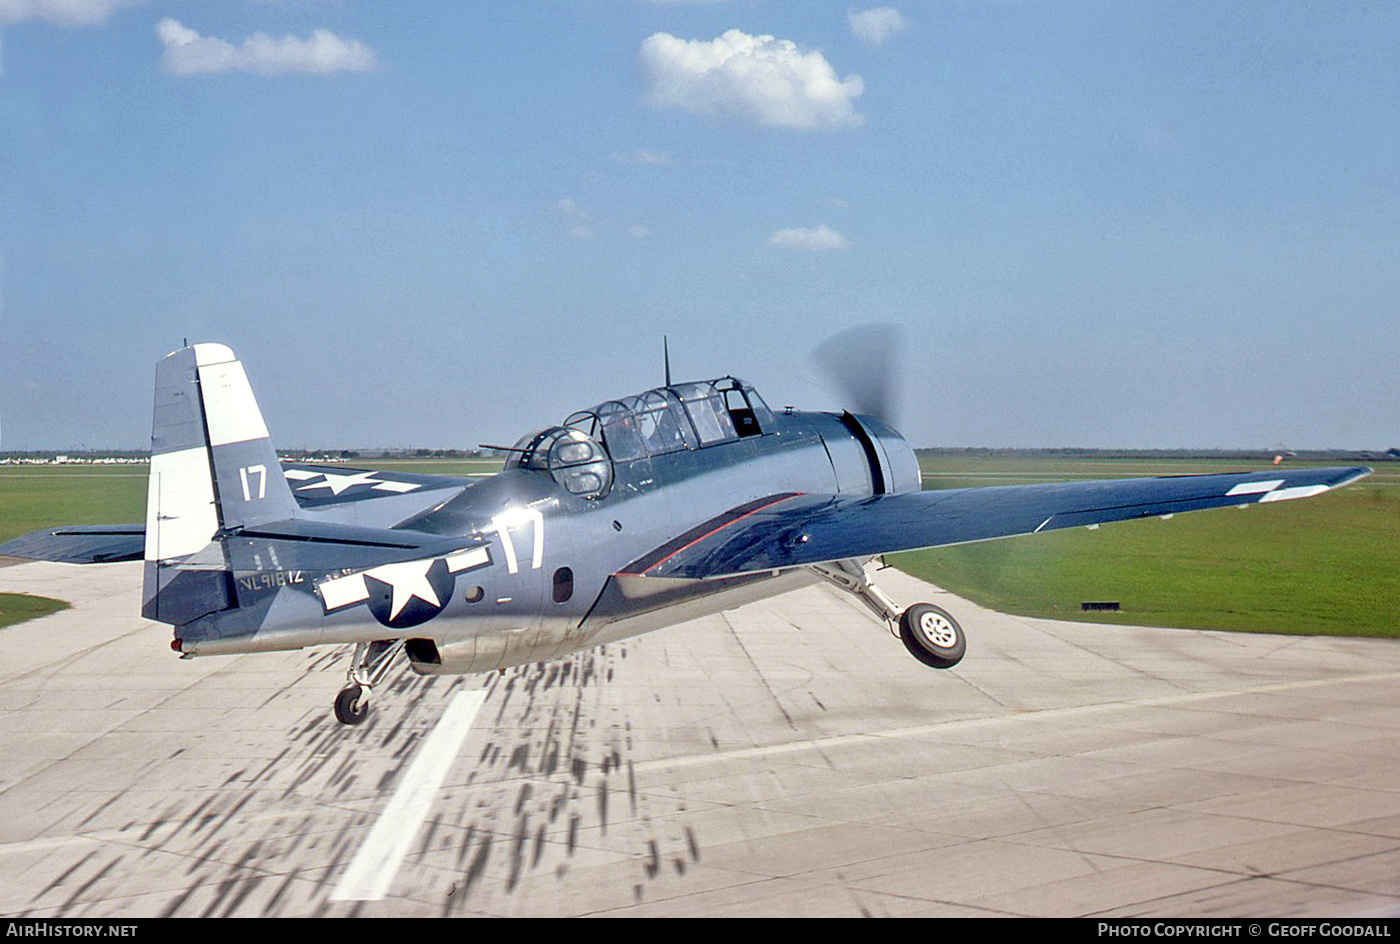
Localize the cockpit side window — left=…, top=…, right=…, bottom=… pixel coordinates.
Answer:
left=673, top=382, right=737, bottom=445
left=594, top=401, right=645, bottom=461
left=743, top=387, right=774, bottom=428
left=716, top=378, right=768, bottom=438
left=633, top=391, right=690, bottom=455
left=564, top=410, right=599, bottom=438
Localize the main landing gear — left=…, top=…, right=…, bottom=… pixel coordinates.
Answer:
left=809, top=559, right=966, bottom=669
left=335, top=639, right=405, bottom=725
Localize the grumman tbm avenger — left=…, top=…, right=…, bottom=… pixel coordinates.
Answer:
left=0, top=342, right=1370, bottom=725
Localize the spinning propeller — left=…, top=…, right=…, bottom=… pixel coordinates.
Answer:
left=812, top=322, right=904, bottom=427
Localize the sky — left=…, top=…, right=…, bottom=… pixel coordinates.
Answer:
left=1, top=0, right=1397, bottom=452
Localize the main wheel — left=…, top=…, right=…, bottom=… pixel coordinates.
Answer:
left=334, top=685, right=370, bottom=725
left=898, top=603, right=966, bottom=669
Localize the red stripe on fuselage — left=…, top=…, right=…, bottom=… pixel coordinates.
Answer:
left=618, top=493, right=804, bottom=576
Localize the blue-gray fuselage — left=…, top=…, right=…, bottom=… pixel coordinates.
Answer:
left=174, top=389, right=919, bottom=677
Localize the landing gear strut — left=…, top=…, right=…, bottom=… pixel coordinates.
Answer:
left=809, top=559, right=966, bottom=669
left=335, top=639, right=405, bottom=725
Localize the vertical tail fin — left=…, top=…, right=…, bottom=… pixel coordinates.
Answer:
left=143, top=343, right=298, bottom=624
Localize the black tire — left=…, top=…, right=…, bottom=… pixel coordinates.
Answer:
left=334, top=685, right=370, bottom=725
left=898, top=603, right=966, bottom=669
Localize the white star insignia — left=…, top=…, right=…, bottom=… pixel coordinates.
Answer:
left=369, top=559, right=442, bottom=619
left=296, top=470, right=385, bottom=496
left=317, top=547, right=489, bottom=620
left=285, top=469, right=423, bottom=496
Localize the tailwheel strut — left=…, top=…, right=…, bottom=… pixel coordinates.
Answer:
left=809, top=559, right=966, bottom=670
left=335, top=639, right=405, bottom=725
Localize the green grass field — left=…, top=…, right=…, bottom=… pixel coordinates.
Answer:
left=0, top=465, right=147, bottom=629
left=0, top=465, right=148, bottom=546
left=0, top=592, right=68, bottom=626
left=896, top=457, right=1400, bottom=637
left=1, top=456, right=1396, bottom=637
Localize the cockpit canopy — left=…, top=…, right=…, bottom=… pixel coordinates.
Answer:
left=567, top=377, right=772, bottom=462
left=505, top=378, right=773, bottom=500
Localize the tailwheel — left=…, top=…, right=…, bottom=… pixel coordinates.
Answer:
left=335, top=684, right=370, bottom=725
left=898, top=603, right=966, bottom=669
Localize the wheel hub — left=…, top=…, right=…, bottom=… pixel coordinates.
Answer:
left=919, top=611, right=958, bottom=649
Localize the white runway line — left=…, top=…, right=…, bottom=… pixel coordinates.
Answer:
left=331, top=689, right=487, bottom=901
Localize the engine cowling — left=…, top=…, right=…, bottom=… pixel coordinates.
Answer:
left=819, top=411, right=921, bottom=496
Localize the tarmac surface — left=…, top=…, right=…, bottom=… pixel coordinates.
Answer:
left=3, top=559, right=1400, bottom=917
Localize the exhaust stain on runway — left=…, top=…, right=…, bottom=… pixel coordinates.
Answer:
left=4, top=629, right=716, bottom=917
left=407, top=644, right=702, bottom=915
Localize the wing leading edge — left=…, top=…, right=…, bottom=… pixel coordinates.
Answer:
left=636, top=466, right=1372, bottom=580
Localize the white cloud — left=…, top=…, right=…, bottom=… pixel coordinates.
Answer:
left=767, top=225, right=852, bottom=251
left=0, top=0, right=144, bottom=27
left=557, top=198, right=594, bottom=239
left=639, top=29, right=864, bottom=131
left=156, top=18, right=378, bottom=77
left=610, top=148, right=673, bottom=166
left=557, top=199, right=654, bottom=240
left=848, top=7, right=910, bottom=46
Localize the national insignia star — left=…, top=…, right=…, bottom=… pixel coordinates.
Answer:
left=295, top=470, right=387, bottom=496
left=367, top=560, right=443, bottom=619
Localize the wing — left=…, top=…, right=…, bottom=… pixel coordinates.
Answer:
left=280, top=461, right=474, bottom=523
left=630, top=466, right=1372, bottom=579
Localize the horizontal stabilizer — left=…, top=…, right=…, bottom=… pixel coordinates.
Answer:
left=0, top=525, right=146, bottom=564
left=227, top=517, right=486, bottom=554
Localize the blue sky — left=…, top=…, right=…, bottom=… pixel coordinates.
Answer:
left=1, top=0, right=1396, bottom=451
